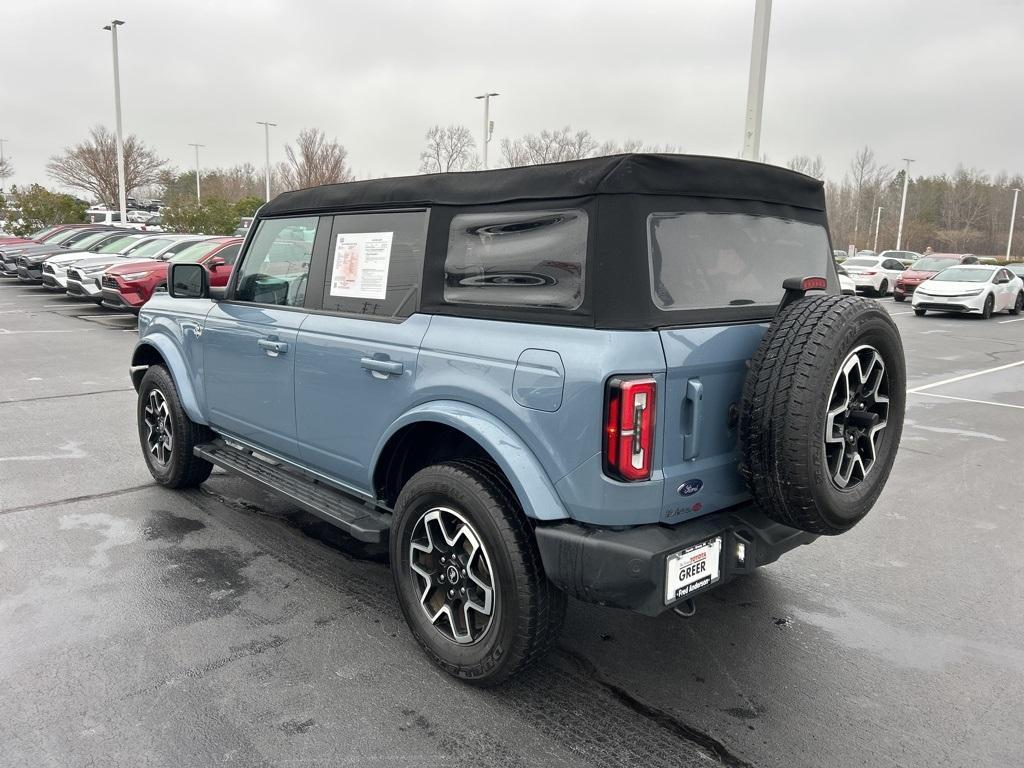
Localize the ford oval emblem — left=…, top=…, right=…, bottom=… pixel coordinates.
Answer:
left=678, top=479, right=703, bottom=497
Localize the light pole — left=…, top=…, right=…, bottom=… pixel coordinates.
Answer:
left=474, top=93, right=499, bottom=169
left=103, top=20, right=127, bottom=222
left=0, top=138, right=8, bottom=188
left=256, top=121, right=277, bottom=201
left=188, top=143, right=204, bottom=204
left=1007, top=188, right=1021, bottom=261
left=741, top=0, right=772, bottom=161
left=896, top=158, right=913, bottom=250
left=873, top=206, right=883, bottom=252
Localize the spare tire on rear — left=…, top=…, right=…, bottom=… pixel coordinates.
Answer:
left=739, top=295, right=905, bottom=535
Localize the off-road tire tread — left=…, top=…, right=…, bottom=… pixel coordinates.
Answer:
left=393, top=459, right=565, bottom=686
left=138, top=365, right=214, bottom=489
left=739, top=295, right=902, bottom=535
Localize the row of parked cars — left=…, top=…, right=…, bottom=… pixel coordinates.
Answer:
left=0, top=224, right=240, bottom=312
left=834, top=248, right=1024, bottom=318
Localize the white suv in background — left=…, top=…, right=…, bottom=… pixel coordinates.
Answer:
left=841, top=255, right=907, bottom=296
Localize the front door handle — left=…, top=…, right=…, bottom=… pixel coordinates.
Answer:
left=258, top=337, right=288, bottom=356
left=361, top=357, right=404, bottom=376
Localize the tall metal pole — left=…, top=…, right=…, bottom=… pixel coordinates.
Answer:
left=1007, top=188, right=1021, bottom=260
left=873, top=206, right=883, bottom=252
left=896, top=158, right=913, bottom=250
left=188, top=143, right=204, bottom=203
left=104, top=20, right=127, bottom=221
left=475, top=92, right=499, bottom=169
left=257, top=121, right=276, bottom=201
left=741, top=0, right=772, bottom=161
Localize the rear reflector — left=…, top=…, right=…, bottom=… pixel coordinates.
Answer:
left=604, top=376, right=656, bottom=482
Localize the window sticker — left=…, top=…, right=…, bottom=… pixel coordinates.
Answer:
left=329, top=231, right=394, bottom=299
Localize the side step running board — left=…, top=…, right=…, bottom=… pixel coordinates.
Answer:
left=194, top=440, right=390, bottom=543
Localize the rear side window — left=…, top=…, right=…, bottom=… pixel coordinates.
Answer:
left=444, top=209, right=587, bottom=310
left=320, top=210, right=428, bottom=319
left=648, top=212, right=832, bottom=311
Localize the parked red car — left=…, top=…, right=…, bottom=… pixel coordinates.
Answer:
left=101, top=237, right=242, bottom=312
left=894, top=253, right=979, bottom=301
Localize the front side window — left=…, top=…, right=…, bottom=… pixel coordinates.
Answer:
left=321, top=210, right=427, bottom=318
left=444, top=209, right=587, bottom=310
left=234, top=216, right=318, bottom=307
left=648, top=212, right=832, bottom=311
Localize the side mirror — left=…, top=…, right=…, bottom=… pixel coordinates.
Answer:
left=168, top=263, right=209, bottom=299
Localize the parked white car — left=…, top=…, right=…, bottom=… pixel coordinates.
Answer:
left=836, top=263, right=856, bottom=295
left=912, top=265, right=1024, bottom=318
left=841, top=255, right=906, bottom=296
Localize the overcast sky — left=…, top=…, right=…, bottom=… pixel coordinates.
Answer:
left=3, top=0, right=1023, bottom=194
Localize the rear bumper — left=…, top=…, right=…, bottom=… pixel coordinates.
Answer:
left=535, top=503, right=817, bottom=616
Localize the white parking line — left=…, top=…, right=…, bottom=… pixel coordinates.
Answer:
left=890, top=311, right=915, bottom=316
left=998, top=317, right=1024, bottom=324
left=0, top=328, right=97, bottom=334
left=908, top=359, right=1024, bottom=393
left=912, top=392, right=1024, bottom=411
left=77, top=313, right=135, bottom=318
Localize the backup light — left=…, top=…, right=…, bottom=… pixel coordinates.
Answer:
left=736, top=542, right=747, bottom=566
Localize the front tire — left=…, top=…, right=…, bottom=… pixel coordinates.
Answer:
left=137, top=365, right=213, bottom=488
left=982, top=294, right=995, bottom=319
left=390, top=460, right=565, bottom=686
left=914, top=308, right=926, bottom=316
left=894, top=293, right=905, bottom=302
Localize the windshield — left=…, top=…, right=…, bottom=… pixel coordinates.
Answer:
left=30, top=226, right=60, bottom=240
left=123, top=238, right=174, bottom=258
left=43, top=228, right=83, bottom=245
left=648, top=212, right=832, bottom=310
left=842, top=258, right=878, bottom=267
left=68, top=232, right=112, bottom=250
left=168, top=241, right=221, bottom=263
left=932, top=267, right=994, bottom=283
left=96, top=235, right=141, bottom=254
left=910, top=257, right=958, bottom=271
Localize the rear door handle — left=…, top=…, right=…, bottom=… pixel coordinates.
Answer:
left=683, top=378, right=704, bottom=461
left=258, top=337, right=288, bottom=356
left=361, top=357, right=404, bottom=376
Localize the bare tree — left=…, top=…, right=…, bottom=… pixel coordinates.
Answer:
left=46, top=125, right=166, bottom=206
left=501, top=127, right=599, bottom=167
left=0, top=155, right=13, bottom=185
left=596, top=139, right=681, bottom=156
left=419, top=125, right=479, bottom=173
left=277, top=128, right=354, bottom=191
left=786, top=154, right=826, bottom=180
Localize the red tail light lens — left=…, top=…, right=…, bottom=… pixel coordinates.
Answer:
left=801, top=276, right=827, bottom=291
left=604, top=376, right=656, bottom=482
left=862, top=270, right=877, bottom=276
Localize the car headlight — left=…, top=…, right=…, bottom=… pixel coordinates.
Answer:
left=84, top=265, right=109, bottom=274
left=960, top=289, right=983, bottom=296
left=120, top=271, right=152, bottom=281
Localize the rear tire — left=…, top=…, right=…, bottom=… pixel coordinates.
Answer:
left=390, top=460, right=565, bottom=686
left=877, top=279, right=888, bottom=297
left=739, top=296, right=905, bottom=535
left=894, top=294, right=905, bottom=302
left=1010, top=292, right=1023, bottom=315
left=137, top=365, right=213, bottom=488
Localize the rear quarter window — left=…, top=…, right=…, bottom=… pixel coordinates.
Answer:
left=444, top=209, right=587, bottom=310
left=648, top=212, right=832, bottom=311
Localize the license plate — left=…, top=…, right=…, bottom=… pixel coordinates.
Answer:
left=665, top=536, right=722, bottom=604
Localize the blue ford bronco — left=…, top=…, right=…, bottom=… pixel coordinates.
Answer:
left=131, top=154, right=905, bottom=685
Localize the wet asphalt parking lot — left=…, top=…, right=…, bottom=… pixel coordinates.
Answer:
left=1, top=281, right=1022, bottom=768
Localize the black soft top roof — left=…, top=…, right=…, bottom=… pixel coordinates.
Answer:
left=260, top=153, right=825, bottom=215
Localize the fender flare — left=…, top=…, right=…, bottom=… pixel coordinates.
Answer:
left=372, top=400, right=569, bottom=521
left=131, top=337, right=205, bottom=424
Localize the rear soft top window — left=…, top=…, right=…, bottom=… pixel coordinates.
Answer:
left=647, top=212, right=832, bottom=311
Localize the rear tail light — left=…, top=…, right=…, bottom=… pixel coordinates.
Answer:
left=862, top=270, right=877, bottom=276
left=604, top=376, right=656, bottom=482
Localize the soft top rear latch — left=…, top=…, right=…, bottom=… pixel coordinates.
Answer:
left=778, top=276, right=828, bottom=313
